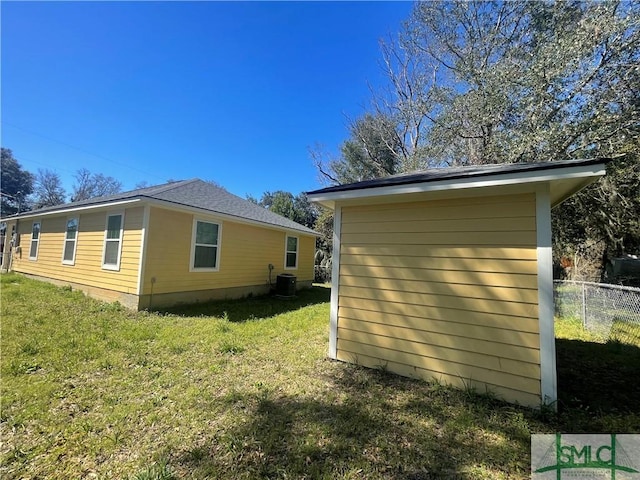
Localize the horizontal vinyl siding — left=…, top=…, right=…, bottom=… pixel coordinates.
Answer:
left=335, top=350, right=539, bottom=407
left=142, top=207, right=315, bottom=295
left=336, top=193, right=541, bottom=406
left=11, top=208, right=143, bottom=293
left=341, top=231, right=535, bottom=246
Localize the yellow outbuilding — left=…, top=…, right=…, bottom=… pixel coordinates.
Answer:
left=307, top=158, right=612, bottom=408
left=1, top=179, right=317, bottom=310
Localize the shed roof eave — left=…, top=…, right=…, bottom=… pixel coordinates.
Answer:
left=307, top=160, right=609, bottom=210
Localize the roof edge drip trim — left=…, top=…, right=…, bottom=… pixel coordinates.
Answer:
left=307, top=157, right=613, bottom=198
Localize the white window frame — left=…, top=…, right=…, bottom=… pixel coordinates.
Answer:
left=62, top=217, right=79, bottom=265
left=189, top=218, right=221, bottom=272
left=284, top=235, right=298, bottom=270
left=29, top=221, right=41, bottom=260
left=102, top=211, right=124, bottom=271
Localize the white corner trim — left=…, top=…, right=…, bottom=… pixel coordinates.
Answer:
left=136, top=205, right=151, bottom=296
left=536, top=184, right=557, bottom=408
left=328, top=205, right=342, bottom=359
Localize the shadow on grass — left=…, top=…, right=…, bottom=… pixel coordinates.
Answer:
left=556, top=338, right=640, bottom=415
left=170, top=332, right=640, bottom=478
left=158, top=284, right=331, bottom=321
left=172, top=342, right=640, bottom=478
left=175, top=366, right=534, bottom=479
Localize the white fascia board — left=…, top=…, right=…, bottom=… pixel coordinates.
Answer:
left=308, top=164, right=607, bottom=206
left=143, top=198, right=320, bottom=237
left=2, top=199, right=142, bottom=221
left=5, top=197, right=319, bottom=237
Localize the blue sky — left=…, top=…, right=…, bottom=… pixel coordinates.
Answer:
left=1, top=1, right=413, bottom=201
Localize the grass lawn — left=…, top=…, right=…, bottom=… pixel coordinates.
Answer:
left=2, top=273, right=639, bottom=479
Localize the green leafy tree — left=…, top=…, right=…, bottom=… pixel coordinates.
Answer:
left=268, top=191, right=297, bottom=221
left=313, top=112, right=402, bottom=186
left=248, top=191, right=318, bottom=229
left=1, top=148, right=34, bottom=216
left=552, top=152, right=640, bottom=278
left=374, top=0, right=640, bottom=167
left=291, top=193, right=318, bottom=229
left=316, top=0, right=640, bottom=273
left=313, top=207, right=334, bottom=269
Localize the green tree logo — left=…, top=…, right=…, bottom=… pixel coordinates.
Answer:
left=533, top=434, right=639, bottom=479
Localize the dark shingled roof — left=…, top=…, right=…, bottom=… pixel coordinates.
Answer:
left=4, top=179, right=318, bottom=235
left=307, top=158, right=612, bottom=195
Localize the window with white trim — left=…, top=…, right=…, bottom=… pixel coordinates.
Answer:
left=62, top=217, right=79, bottom=265
left=191, top=219, right=220, bottom=271
left=102, top=212, right=124, bottom=270
left=29, top=221, right=41, bottom=260
left=285, top=235, right=298, bottom=269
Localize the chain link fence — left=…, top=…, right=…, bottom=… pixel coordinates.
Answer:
left=554, top=280, right=640, bottom=342
left=314, top=266, right=640, bottom=341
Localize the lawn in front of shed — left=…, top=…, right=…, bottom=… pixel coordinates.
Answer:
left=1, top=273, right=639, bottom=480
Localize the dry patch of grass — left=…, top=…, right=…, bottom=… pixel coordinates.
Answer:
left=1, top=273, right=639, bottom=479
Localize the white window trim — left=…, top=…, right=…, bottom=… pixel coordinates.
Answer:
left=29, top=221, right=41, bottom=261
left=284, top=235, right=299, bottom=270
left=62, top=217, right=79, bottom=266
left=102, top=211, right=124, bottom=271
left=189, top=218, right=222, bottom=272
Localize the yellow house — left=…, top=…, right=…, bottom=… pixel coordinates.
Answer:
left=307, top=158, right=611, bottom=408
left=1, top=179, right=317, bottom=310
